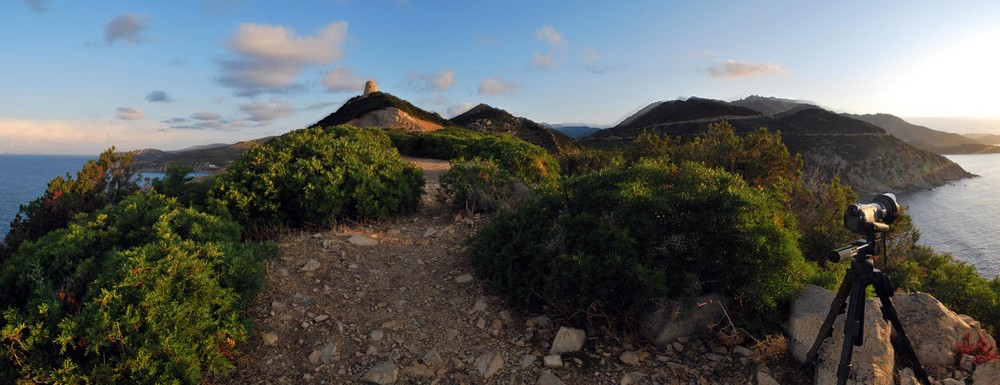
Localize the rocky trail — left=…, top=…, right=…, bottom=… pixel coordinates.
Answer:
left=211, top=157, right=812, bottom=385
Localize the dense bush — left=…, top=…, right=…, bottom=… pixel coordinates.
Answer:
left=385, top=126, right=485, bottom=160
left=468, top=159, right=808, bottom=330
left=210, top=125, right=424, bottom=231
left=1, top=148, right=139, bottom=259
left=439, top=134, right=561, bottom=212
left=150, top=163, right=214, bottom=210
left=0, top=193, right=274, bottom=383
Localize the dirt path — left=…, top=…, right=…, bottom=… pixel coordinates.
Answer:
left=214, top=157, right=804, bottom=385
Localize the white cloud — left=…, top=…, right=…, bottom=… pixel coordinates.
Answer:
left=0, top=118, right=178, bottom=154
left=116, top=107, right=144, bottom=120
left=146, top=90, right=171, bottom=102
left=478, top=77, right=518, bottom=95
left=217, top=21, right=349, bottom=96
left=536, top=25, right=564, bottom=47
left=530, top=53, right=555, bottom=69
left=447, top=102, right=476, bottom=117
left=407, top=70, right=455, bottom=92
left=323, top=66, right=366, bottom=93
left=240, top=102, right=293, bottom=123
left=708, top=59, right=786, bottom=80
left=104, top=13, right=149, bottom=45
left=191, top=111, right=221, bottom=121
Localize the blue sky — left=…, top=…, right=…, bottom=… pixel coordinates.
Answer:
left=3, top=0, right=1000, bottom=154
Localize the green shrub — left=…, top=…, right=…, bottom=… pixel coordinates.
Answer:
left=150, top=164, right=214, bottom=210
left=558, top=148, right=624, bottom=177
left=0, top=193, right=274, bottom=384
left=210, top=125, right=424, bottom=231
left=386, top=126, right=485, bottom=160
left=439, top=134, right=560, bottom=212
left=468, top=160, right=808, bottom=330
left=1, top=148, right=139, bottom=259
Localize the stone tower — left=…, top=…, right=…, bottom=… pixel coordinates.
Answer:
left=363, top=80, right=378, bottom=96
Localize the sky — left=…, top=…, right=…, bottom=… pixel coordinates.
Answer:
left=3, top=0, right=1000, bottom=154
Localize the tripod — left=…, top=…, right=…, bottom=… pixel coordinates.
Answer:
left=802, top=229, right=931, bottom=385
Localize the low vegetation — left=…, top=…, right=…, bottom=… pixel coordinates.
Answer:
left=210, top=125, right=424, bottom=233
left=1, top=120, right=997, bottom=383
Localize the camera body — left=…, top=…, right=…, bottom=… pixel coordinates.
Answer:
left=843, top=193, right=899, bottom=234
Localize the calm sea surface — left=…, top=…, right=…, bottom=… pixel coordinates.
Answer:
left=1, top=154, right=997, bottom=278
left=0, top=154, right=181, bottom=238
left=899, top=154, right=1000, bottom=279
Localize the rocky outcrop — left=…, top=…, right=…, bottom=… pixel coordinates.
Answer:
left=786, top=285, right=999, bottom=383
left=345, top=107, right=444, bottom=132
left=893, top=292, right=998, bottom=370
left=786, top=285, right=894, bottom=385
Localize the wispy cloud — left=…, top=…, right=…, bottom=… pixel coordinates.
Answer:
left=579, top=47, right=616, bottom=74
left=21, top=0, right=48, bottom=12
left=531, top=25, right=567, bottom=69
left=190, top=111, right=221, bottom=121
left=407, top=70, right=455, bottom=92
left=447, top=102, right=476, bottom=117
left=146, top=90, right=171, bottom=103
left=116, top=107, right=144, bottom=120
left=478, top=77, right=518, bottom=95
left=240, top=101, right=293, bottom=123
left=323, top=65, right=366, bottom=93
left=104, top=13, right=149, bottom=45
left=708, top=59, right=786, bottom=80
left=217, top=21, right=348, bottom=96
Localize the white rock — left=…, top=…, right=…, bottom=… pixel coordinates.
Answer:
left=620, top=371, right=646, bottom=385
left=520, top=354, right=537, bottom=368
left=423, top=348, right=445, bottom=368
left=362, top=360, right=399, bottom=384
left=261, top=332, right=278, bottom=346
left=894, top=292, right=997, bottom=369
left=536, top=370, right=566, bottom=385
left=348, top=235, right=379, bottom=246
left=619, top=351, right=640, bottom=366
left=455, top=273, right=474, bottom=283
left=300, top=259, right=321, bottom=272
left=543, top=354, right=562, bottom=368
left=960, top=354, right=976, bottom=372
left=319, top=343, right=336, bottom=364
left=785, top=285, right=894, bottom=385
left=471, top=297, right=488, bottom=313
left=475, top=350, right=504, bottom=378
left=974, top=360, right=1000, bottom=385
left=549, top=326, right=586, bottom=354
left=423, top=227, right=437, bottom=238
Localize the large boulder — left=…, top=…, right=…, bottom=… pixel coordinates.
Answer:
left=973, top=360, right=1000, bottom=385
left=786, top=285, right=894, bottom=385
left=641, top=293, right=725, bottom=347
left=893, top=292, right=998, bottom=371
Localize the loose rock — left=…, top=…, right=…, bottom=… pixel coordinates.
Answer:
left=455, top=273, right=474, bottom=283
left=475, top=350, right=504, bottom=378
left=300, top=259, right=321, bottom=272
left=620, top=371, right=646, bottom=385
left=543, top=354, right=563, bottom=368
left=261, top=332, right=278, bottom=346
left=536, top=370, right=567, bottom=385
left=549, top=326, right=586, bottom=354
left=348, top=235, right=379, bottom=246
left=362, top=360, right=399, bottom=384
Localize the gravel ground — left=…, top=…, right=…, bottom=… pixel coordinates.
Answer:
left=211, top=157, right=810, bottom=385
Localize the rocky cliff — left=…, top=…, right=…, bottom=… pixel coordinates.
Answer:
left=315, top=91, right=453, bottom=132
left=581, top=98, right=972, bottom=193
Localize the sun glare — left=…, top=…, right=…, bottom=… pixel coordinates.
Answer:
left=890, top=27, right=1000, bottom=119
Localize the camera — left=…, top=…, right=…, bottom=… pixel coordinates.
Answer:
left=843, top=193, right=899, bottom=234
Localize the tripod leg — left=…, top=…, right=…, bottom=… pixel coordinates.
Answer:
left=873, top=273, right=932, bottom=385
left=802, top=271, right=853, bottom=369
left=836, top=277, right=867, bottom=385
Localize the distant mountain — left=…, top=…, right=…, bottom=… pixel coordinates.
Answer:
left=581, top=98, right=971, bottom=192
left=450, top=104, right=575, bottom=154
left=731, top=95, right=820, bottom=116
left=315, top=91, right=454, bottom=132
left=172, top=143, right=231, bottom=153
left=846, top=113, right=1000, bottom=155
left=545, top=124, right=602, bottom=139
left=131, top=137, right=273, bottom=173
left=965, top=133, right=1000, bottom=145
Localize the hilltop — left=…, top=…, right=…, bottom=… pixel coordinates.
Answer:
left=450, top=104, right=575, bottom=154
left=580, top=97, right=972, bottom=193
left=315, top=91, right=454, bottom=132
left=131, top=137, right=272, bottom=172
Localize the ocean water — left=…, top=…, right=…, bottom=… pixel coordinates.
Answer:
left=0, top=154, right=94, bottom=237
left=898, top=154, right=1000, bottom=279
left=0, top=155, right=186, bottom=238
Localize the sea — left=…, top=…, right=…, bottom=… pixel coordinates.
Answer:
left=0, top=153, right=998, bottom=278
left=0, top=154, right=177, bottom=237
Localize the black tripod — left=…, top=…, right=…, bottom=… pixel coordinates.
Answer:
left=802, top=229, right=931, bottom=385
